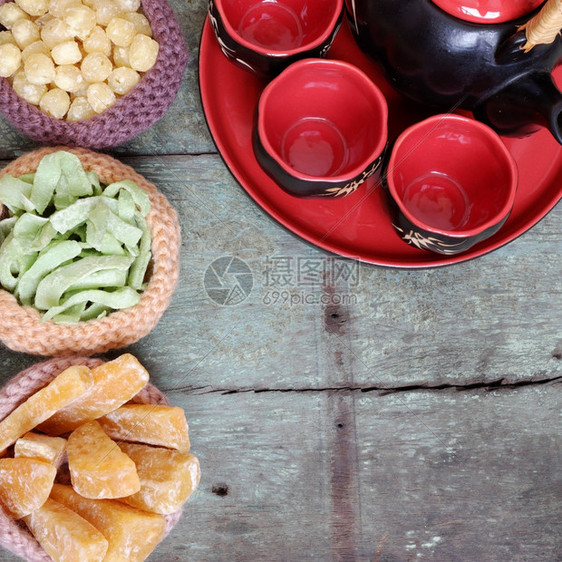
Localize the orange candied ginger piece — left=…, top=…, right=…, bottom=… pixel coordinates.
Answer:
left=23, top=498, right=108, bottom=562
left=98, top=404, right=191, bottom=452
left=118, top=442, right=200, bottom=515
left=50, top=484, right=166, bottom=562
left=0, top=458, right=56, bottom=519
left=39, top=354, right=150, bottom=436
left=14, top=432, right=67, bottom=467
left=67, top=420, right=140, bottom=499
left=0, top=365, right=93, bottom=455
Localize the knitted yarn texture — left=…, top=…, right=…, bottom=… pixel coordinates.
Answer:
left=0, top=0, right=188, bottom=148
left=0, top=147, right=181, bottom=356
left=0, top=356, right=182, bottom=562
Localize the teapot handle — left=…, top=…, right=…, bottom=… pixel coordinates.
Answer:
left=520, top=0, right=562, bottom=51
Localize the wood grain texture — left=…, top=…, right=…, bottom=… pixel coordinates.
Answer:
left=0, top=0, right=560, bottom=559
left=0, top=385, right=558, bottom=561
left=0, top=154, right=559, bottom=390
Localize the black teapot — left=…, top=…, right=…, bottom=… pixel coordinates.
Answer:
left=345, top=0, right=562, bottom=143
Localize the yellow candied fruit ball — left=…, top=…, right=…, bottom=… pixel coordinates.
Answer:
left=33, top=12, right=53, bottom=26
left=92, top=0, right=122, bottom=27
left=86, top=81, right=115, bottom=113
left=67, top=95, right=96, bottom=120
left=106, top=16, right=135, bottom=47
left=0, top=31, right=17, bottom=46
left=39, top=87, right=70, bottom=117
left=47, top=0, right=81, bottom=18
left=114, top=0, right=139, bottom=12
left=10, top=18, right=40, bottom=49
left=40, top=17, right=73, bottom=48
left=21, top=39, right=49, bottom=60
left=107, top=65, right=139, bottom=95
left=80, top=51, right=112, bottom=82
left=83, top=25, right=111, bottom=56
left=51, top=39, right=82, bottom=64
left=64, top=5, right=96, bottom=39
left=112, top=44, right=129, bottom=67
left=11, top=69, right=47, bottom=104
left=54, top=64, right=86, bottom=92
left=0, top=43, right=22, bottom=78
left=15, top=0, right=49, bottom=17
left=23, top=52, right=55, bottom=84
left=0, top=2, right=28, bottom=29
left=70, top=83, right=89, bottom=97
left=128, top=34, right=158, bottom=72
left=121, top=11, right=151, bottom=37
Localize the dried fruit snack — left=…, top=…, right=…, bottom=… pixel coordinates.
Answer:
left=0, top=147, right=180, bottom=356
left=0, top=355, right=195, bottom=562
left=0, top=0, right=161, bottom=121
left=0, top=0, right=187, bottom=147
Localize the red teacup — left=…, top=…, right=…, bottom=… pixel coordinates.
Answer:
left=254, top=58, right=388, bottom=198
left=386, top=114, right=518, bottom=254
left=208, top=0, right=343, bottom=77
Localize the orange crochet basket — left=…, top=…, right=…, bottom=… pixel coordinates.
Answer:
left=0, top=147, right=180, bottom=356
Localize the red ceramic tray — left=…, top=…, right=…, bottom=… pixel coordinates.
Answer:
left=199, top=18, right=562, bottom=268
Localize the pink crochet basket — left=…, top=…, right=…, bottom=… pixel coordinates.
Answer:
left=0, top=356, right=183, bottom=562
left=0, top=0, right=188, bottom=148
left=0, top=147, right=181, bottom=356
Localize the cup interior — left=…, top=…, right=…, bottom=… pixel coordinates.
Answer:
left=216, top=0, right=341, bottom=53
left=258, top=60, right=387, bottom=179
left=388, top=116, right=517, bottom=235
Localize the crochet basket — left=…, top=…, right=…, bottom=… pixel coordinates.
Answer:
left=0, top=0, right=188, bottom=148
left=0, top=147, right=181, bottom=356
left=0, top=356, right=183, bottom=562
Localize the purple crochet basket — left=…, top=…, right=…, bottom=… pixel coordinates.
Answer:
left=0, top=0, right=188, bottom=148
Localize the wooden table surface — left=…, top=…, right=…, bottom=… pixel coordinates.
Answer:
left=0, top=1, right=561, bottom=560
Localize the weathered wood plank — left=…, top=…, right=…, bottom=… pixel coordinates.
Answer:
left=0, top=155, right=560, bottom=389
left=1, top=384, right=558, bottom=561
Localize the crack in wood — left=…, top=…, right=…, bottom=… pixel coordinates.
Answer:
left=162, top=375, right=562, bottom=395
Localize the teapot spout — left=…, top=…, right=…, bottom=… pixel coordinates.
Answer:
left=473, top=73, right=562, bottom=144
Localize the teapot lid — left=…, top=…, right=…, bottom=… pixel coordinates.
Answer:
left=431, top=0, right=544, bottom=23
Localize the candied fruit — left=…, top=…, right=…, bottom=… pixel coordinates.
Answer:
left=98, top=404, right=190, bottom=452
left=0, top=365, right=93, bottom=455
left=23, top=498, right=109, bottom=562
left=39, top=354, right=150, bottom=435
left=67, top=420, right=140, bottom=499
left=128, top=33, right=158, bottom=72
left=0, top=43, right=22, bottom=77
left=118, top=443, right=200, bottom=514
left=51, top=483, right=166, bottom=562
left=0, top=458, right=56, bottom=518
left=14, top=431, right=67, bottom=467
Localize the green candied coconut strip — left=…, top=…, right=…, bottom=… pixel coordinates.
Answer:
left=16, top=240, right=83, bottom=306
left=17, top=173, right=35, bottom=184
left=103, top=180, right=151, bottom=216
left=42, top=286, right=141, bottom=323
left=67, top=268, right=128, bottom=291
left=0, top=174, right=35, bottom=214
left=12, top=213, right=49, bottom=240
left=128, top=213, right=152, bottom=290
left=0, top=216, right=17, bottom=244
left=49, top=197, right=106, bottom=234
left=0, top=233, right=36, bottom=292
left=34, top=255, right=134, bottom=310
left=31, top=151, right=93, bottom=213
